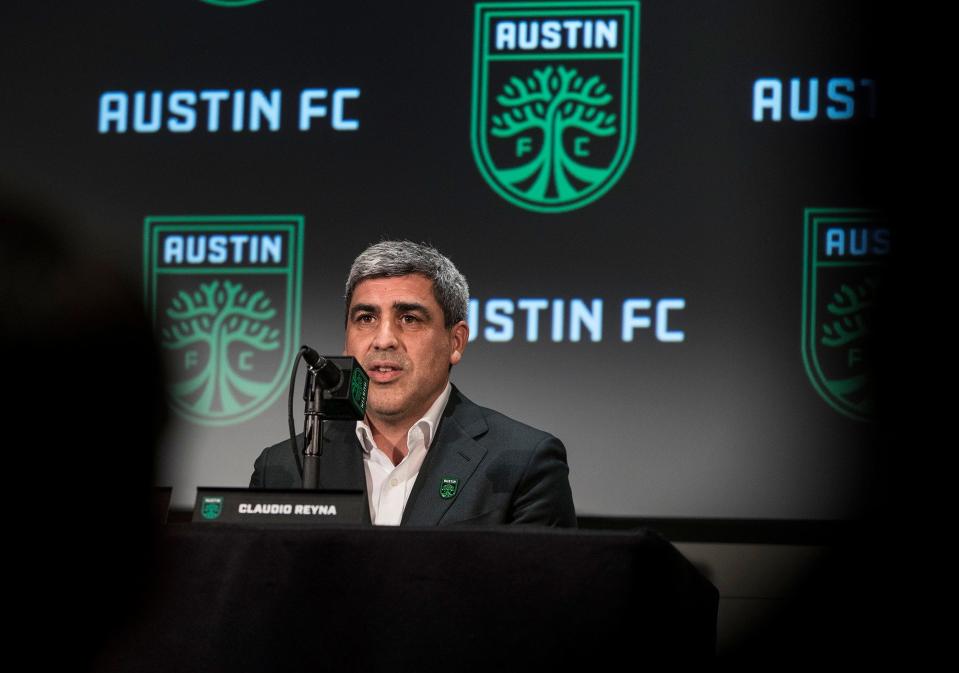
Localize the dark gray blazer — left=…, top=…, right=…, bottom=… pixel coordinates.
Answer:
left=249, top=385, right=576, bottom=527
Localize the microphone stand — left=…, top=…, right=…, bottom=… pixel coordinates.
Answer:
left=289, top=347, right=366, bottom=491
left=302, top=369, right=324, bottom=490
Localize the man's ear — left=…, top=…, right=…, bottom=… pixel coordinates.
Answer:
left=449, top=320, right=468, bottom=366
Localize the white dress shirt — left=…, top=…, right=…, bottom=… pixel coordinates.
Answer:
left=356, top=382, right=452, bottom=526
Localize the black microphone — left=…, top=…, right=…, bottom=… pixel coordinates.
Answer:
left=301, top=346, right=343, bottom=390
left=295, top=347, right=370, bottom=490
left=300, top=348, right=369, bottom=421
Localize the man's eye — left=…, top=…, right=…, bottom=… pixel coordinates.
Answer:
left=401, top=314, right=419, bottom=324
left=356, top=314, right=375, bottom=323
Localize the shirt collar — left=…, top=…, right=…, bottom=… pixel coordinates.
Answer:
left=355, top=381, right=452, bottom=455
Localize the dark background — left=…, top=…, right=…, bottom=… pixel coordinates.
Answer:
left=1, top=0, right=900, bottom=521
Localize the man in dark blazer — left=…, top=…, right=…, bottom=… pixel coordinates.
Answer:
left=250, top=240, right=575, bottom=527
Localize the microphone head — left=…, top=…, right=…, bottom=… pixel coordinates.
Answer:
left=318, top=356, right=369, bottom=420
left=301, top=345, right=323, bottom=368
left=300, top=347, right=368, bottom=420
left=301, top=345, right=342, bottom=390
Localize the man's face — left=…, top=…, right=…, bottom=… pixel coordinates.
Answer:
left=344, top=274, right=468, bottom=428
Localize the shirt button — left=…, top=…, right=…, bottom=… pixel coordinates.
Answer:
left=390, top=478, right=398, bottom=487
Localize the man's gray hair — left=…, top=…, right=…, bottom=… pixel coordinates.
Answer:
left=345, top=240, right=469, bottom=328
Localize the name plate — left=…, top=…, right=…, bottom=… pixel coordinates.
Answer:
left=193, top=488, right=365, bottom=525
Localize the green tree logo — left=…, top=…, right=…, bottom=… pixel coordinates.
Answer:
left=144, top=215, right=302, bottom=427
left=161, top=280, right=279, bottom=417
left=819, top=278, right=877, bottom=404
left=802, top=208, right=887, bottom=422
left=472, top=2, right=640, bottom=213
left=490, top=66, right=617, bottom=203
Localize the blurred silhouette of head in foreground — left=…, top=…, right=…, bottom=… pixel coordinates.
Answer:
left=1, top=194, right=166, bottom=669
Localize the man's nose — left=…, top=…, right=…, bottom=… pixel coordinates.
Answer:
left=371, top=318, right=399, bottom=350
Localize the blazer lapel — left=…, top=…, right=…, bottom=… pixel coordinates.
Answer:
left=401, top=388, right=488, bottom=526
left=318, top=420, right=371, bottom=524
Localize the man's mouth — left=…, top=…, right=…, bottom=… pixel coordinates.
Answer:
left=367, top=363, right=403, bottom=382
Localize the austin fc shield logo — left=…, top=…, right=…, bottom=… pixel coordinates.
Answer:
left=144, top=215, right=303, bottom=426
left=201, top=497, right=223, bottom=520
left=801, top=208, right=890, bottom=422
left=472, top=1, right=640, bottom=213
